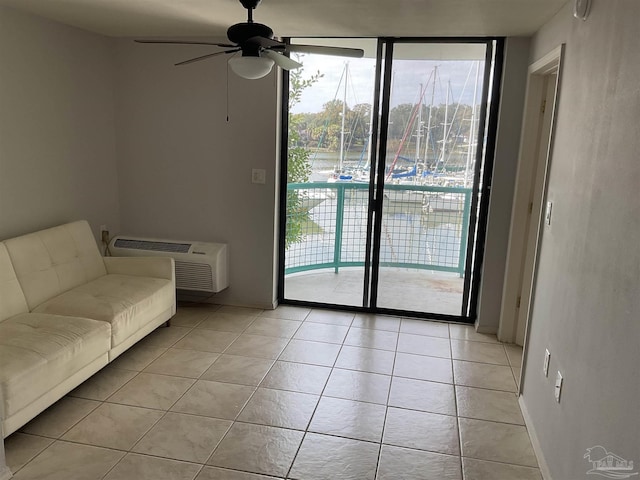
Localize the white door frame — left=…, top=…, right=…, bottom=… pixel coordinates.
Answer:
left=498, top=44, right=565, bottom=346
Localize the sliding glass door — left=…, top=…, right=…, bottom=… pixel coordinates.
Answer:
left=373, top=42, right=488, bottom=316
left=281, top=39, right=377, bottom=308
left=280, top=38, right=499, bottom=322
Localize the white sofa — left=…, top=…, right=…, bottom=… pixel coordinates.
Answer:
left=0, top=220, right=176, bottom=438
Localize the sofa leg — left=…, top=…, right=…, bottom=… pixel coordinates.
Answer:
left=0, top=423, right=12, bottom=479
left=163, top=319, right=171, bottom=328
left=0, top=466, right=11, bottom=480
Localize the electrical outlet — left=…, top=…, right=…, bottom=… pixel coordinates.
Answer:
left=555, top=371, right=563, bottom=402
left=251, top=169, right=266, bottom=184
left=100, top=226, right=109, bottom=244
left=543, top=349, right=551, bottom=377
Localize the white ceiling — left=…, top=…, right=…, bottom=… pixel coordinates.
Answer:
left=0, top=0, right=568, bottom=38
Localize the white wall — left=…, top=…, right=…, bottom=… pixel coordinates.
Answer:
left=0, top=4, right=581, bottom=328
left=0, top=9, right=280, bottom=308
left=114, top=41, right=280, bottom=308
left=522, top=1, right=640, bottom=478
left=476, top=37, right=531, bottom=333
left=0, top=6, right=120, bottom=241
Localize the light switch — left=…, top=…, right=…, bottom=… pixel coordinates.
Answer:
left=543, top=349, right=551, bottom=377
left=555, top=371, right=563, bottom=402
left=545, top=201, right=553, bottom=225
left=252, top=169, right=266, bottom=184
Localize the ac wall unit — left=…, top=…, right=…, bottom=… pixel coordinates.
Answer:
left=108, top=235, right=229, bottom=293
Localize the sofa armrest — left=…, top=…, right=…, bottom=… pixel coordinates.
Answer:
left=103, top=256, right=175, bottom=283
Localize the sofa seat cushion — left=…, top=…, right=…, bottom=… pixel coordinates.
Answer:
left=0, top=313, right=110, bottom=419
left=33, top=274, right=174, bottom=348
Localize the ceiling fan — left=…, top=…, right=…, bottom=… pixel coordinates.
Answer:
left=136, top=0, right=364, bottom=79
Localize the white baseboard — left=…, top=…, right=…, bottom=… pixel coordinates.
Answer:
left=474, top=321, right=498, bottom=335
left=519, top=395, right=552, bottom=480
left=181, top=297, right=277, bottom=310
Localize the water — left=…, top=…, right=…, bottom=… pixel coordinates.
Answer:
left=288, top=149, right=468, bottom=273
left=304, top=150, right=470, bottom=183
left=285, top=194, right=463, bottom=271
left=308, top=151, right=367, bottom=182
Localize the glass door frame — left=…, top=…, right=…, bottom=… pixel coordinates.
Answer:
left=278, top=37, right=505, bottom=324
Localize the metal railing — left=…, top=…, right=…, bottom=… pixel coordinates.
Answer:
left=285, top=182, right=472, bottom=276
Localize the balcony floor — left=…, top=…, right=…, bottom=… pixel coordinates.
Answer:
left=285, top=267, right=464, bottom=316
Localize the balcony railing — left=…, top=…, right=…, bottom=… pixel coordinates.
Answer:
left=286, top=182, right=472, bottom=276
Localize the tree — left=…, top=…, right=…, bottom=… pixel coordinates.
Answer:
left=285, top=66, right=323, bottom=249
left=388, top=102, right=475, bottom=168
left=348, top=103, right=372, bottom=148
left=315, top=99, right=346, bottom=150
left=388, top=103, right=415, bottom=145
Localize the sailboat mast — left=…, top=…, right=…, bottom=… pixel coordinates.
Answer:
left=440, top=80, right=451, bottom=167
left=365, top=89, right=375, bottom=171
left=424, top=66, right=437, bottom=170
left=416, top=83, right=423, bottom=163
left=339, top=62, right=349, bottom=172
left=465, top=61, right=480, bottom=188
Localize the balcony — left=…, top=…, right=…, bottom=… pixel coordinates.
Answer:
left=284, top=182, right=472, bottom=316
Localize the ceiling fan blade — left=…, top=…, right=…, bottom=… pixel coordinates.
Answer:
left=175, top=49, right=241, bottom=66
left=263, top=50, right=302, bottom=71
left=136, top=40, right=236, bottom=48
left=245, top=36, right=284, bottom=49
left=287, top=44, right=364, bottom=58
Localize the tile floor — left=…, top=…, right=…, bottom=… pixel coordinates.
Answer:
left=4, top=305, right=539, bottom=480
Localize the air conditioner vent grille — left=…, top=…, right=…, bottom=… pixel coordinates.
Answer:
left=114, top=238, right=191, bottom=253
left=175, top=261, right=214, bottom=292
left=109, top=235, right=228, bottom=293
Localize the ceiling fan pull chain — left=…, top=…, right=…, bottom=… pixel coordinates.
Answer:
left=226, top=61, right=230, bottom=122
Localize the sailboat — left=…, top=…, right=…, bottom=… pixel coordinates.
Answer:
left=328, top=62, right=354, bottom=182
left=383, top=74, right=437, bottom=213
left=326, top=62, right=374, bottom=183
left=425, top=62, right=481, bottom=212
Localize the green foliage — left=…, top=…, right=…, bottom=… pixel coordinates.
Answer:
left=291, top=99, right=475, bottom=168
left=350, top=103, right=371, bottom=145
left=285, top=66, right=323, bottom=249
left=295, top=99, right=371, bottom=151
left=284, top=64, right=477, bottom=249
left=388, top=102, right=473, bottom=165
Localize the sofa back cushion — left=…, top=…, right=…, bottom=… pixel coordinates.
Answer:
left=4, top=221, right=107, bottom=310
left=0, top=243, right=29, bottom=322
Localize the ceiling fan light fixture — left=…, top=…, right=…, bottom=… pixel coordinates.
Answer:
left=136, top=0, right=365, bottom=73
left=228, top=55, right=274, bottom=79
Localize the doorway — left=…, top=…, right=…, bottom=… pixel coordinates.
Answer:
left=499, top=45, right=564, bottom=345
left=280, top=38, right=503, bottom=322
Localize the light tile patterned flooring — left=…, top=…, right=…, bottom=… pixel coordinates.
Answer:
left=4, top=305, right=539, bottom=480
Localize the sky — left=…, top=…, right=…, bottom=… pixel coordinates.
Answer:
left=289, top=52, right=486, bottom=114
